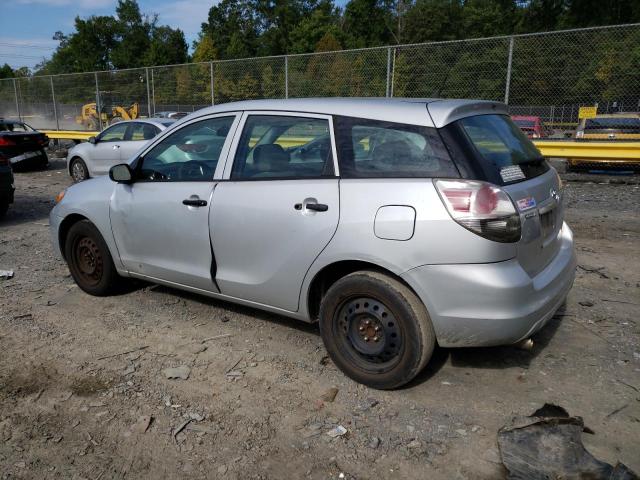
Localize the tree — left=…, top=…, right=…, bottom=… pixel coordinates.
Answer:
left=110, top=0, right=151, bottom=69
left=192, top=35, right=218, bottom=62
left=403, top=0, right=463, bottom=43
left=342, top=0, right=396, bottom=48
left=144, top=26, right=188, bottom=66
left=289, top=0, right=343, bottom=54
left=0, top=64, right=14, bottom=79
left=201, top=0, right=259, bottom=59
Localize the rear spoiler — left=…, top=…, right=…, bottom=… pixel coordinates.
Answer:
left=427, top=100, right=509, bottom=128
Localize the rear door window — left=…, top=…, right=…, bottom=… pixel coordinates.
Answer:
left=231, top=115, right=334, bottom=179
left=334, top=116, right=458, bottom=178
left=457, top=114, right=548, bottom=184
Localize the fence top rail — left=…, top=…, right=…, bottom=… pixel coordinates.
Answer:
left=0, top=22, right=637, bottom=83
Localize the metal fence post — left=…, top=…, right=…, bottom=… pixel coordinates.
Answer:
left=50, top=76, right=59, bottom=130
left=504, top=36, right=514, bottom=105
left=150, top=68, right=156, bottom=114
left=94, top=72, right=102, bottom=131
left=284, top=56, right=289, bottom=99
left=390, top=48, right=397, bottom=98
left=386, top=47, right=392, bottom=98
left=12, top=78, right=21, bottom=121
left=145, top=68, right=152, bottom=118
left=210, top=62, right=215, bottom=106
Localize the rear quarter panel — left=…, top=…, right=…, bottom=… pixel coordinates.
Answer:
left=299, top=178, right=517, bottom=317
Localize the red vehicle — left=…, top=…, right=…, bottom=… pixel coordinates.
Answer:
left=511, top=115, right=549, bottom=139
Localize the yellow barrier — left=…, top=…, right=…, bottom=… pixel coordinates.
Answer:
left=42, top=130, right=97, bottom=141
left=39, top=130, right=639, bottom=164
left=533, top=140, right=640, bottom=162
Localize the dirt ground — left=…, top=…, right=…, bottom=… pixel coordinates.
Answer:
left=1, top=154, right=639, bottom=480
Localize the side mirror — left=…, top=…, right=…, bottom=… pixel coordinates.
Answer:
left=88, top=136, right=97, bottom=144
left=109, top=163, right=133, bottom=184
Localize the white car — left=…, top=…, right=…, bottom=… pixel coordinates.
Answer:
left=67, top=119, right=174, bottom=182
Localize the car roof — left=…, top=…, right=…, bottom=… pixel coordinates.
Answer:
left=189, top=98, right=508, bottom=128
left=103, top=119, right=174, bottom=130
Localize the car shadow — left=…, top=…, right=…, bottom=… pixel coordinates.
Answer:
left=0, top=192, right=55, bottom=228
left=404, top=305, right=566, bottom=389
left=145, top=284, right=320, bottom=335
left=119, top=281, right=566, bottom=388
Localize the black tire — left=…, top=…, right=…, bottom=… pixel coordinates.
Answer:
left=64, top=220, right=118, bottom=296
left=0, top=201, right=8, bottom=219
left=38, top=149, right=49, bottom=170
left=319, top=271, right=436, bottom=390
left=70, top=157, right=89, bottom=183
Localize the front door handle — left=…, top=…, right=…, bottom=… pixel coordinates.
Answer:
left=305, top=203, right=328, bottom=212
left=183, top=198, right=207, bottom=207
left=112, top=144, right=120, bottom=150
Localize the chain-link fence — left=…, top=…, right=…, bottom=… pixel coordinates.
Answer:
left=0, top=23, right=638, bottom=132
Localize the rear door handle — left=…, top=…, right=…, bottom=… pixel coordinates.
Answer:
left=183, top=199, right=207, bottom=207
left=305, top=203, right=328, bottom=212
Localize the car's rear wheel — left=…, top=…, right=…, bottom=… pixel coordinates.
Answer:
left=64, top=220, right=118, bottom=296
left=0, top=200, right=8, bottom=219
left=70, top=157, right=89, bottom=183
left=319, top=271, right=435, bottom=390
left=38, top=149, right=49, bottom=170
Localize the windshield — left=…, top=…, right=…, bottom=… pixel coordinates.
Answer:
left=458, top=114, right=547, bottom=184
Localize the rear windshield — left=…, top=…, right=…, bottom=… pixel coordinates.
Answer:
left=584, top=117, right=640, bottom=132
left=456, top=114, right=548, bottom=184
left=334, top=116, right=458, bottom=178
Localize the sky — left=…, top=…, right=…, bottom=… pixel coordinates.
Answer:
left=0, top=0, right=350, bottom=71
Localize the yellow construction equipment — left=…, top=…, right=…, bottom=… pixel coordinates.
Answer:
left=75, top=91, right=139, bottom=130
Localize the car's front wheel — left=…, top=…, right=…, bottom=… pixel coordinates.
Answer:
left=319, top=271, right=436, bottom=390
left=64, top=219, right=118, bottom=296
left=70, top=157, right=89, bottom=183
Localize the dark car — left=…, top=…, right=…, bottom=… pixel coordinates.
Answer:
left=0, top=119, right=49, bottom=171
left=0, top=151, right=15, bottom=218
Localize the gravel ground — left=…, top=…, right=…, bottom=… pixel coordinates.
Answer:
left=1, top=155, right=639, bottom=479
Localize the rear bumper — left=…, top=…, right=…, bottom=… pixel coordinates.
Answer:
left=402, top=222, right=576, bottom=348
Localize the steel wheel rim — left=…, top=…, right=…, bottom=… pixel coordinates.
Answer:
left=335, top=296, right=403, bottom=371
left=73, top=236, right=103, bottom=286
left=72, top=162, right=85, bottom=182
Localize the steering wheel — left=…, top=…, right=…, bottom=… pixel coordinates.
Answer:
left=178, top=160, right=212, bottom=180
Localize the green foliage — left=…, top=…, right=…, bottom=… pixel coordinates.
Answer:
left=0, top=64, right=14, bottom=79
left=37, top=0, right=186, bottom=74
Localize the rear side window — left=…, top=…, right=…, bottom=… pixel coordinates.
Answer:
left=334, top=116, right=458, bottom=178
left=458, top=114, right=548, bottom=183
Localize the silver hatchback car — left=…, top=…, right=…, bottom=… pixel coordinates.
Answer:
left=50, top=98, right=576, bottom=389
left=66, top=119, right=174, bottom=183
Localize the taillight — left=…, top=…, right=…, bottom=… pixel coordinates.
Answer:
left=0, top=137, right=15, bottom=146
left=434, top=179, right=521, bottom=243
left=39, top=135, right=49, bottom=146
